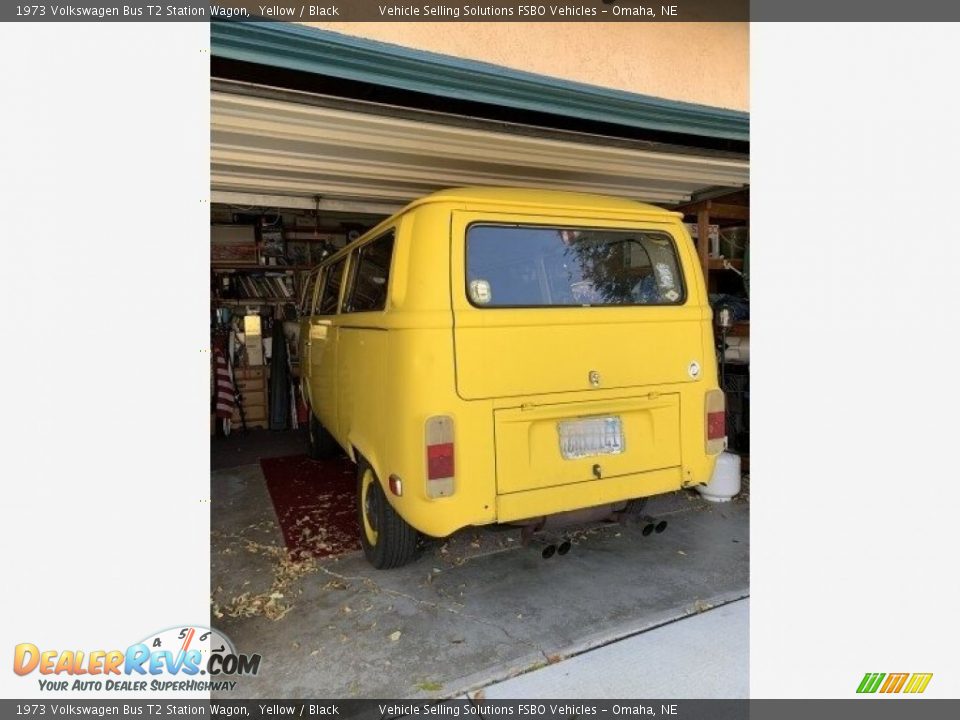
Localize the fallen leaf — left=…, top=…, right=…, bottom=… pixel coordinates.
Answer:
left=693, top=599, right=713, bottom=613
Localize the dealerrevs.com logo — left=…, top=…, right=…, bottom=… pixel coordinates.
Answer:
left=13, top=626, right=260, bottom=692
left=857, top=672, right=933, bottom=694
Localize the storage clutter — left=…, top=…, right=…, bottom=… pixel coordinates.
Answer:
left=679, top=192, right=750, bottom=466
left=211, top=308, right=299, bottom=434
left=210, top=205, right=377, bottom=438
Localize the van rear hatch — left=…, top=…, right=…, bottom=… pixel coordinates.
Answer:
left=453, top=219, right=706, bottom=399
left=451, top=216, right=705, bottom=496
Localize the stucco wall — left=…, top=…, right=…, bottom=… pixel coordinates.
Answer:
left=302, top=22, right=749, bottom=111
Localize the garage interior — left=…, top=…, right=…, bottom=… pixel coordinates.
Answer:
left=210, top=21, right=750, bottom=697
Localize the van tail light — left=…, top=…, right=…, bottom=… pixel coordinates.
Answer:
left=425, top=415, right=455, bottom=499
left=705, top=390, right=727, bottom=454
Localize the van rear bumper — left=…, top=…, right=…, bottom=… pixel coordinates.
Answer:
left=495, top=465, right=683, bottom=524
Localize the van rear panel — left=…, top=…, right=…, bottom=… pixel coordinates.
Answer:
left=449, top=209, right=711, bottom=517
left=494, top=393, right=682, bottom=494
left=454, top=309, right=705, bottom=399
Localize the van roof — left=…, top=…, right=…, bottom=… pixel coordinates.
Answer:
left=403, top=187, right=682, bottom=218
left=316, top=188, right=682, bottom=268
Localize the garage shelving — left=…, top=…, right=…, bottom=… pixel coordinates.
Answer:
left=211, top=265, right=305, bottom=306
left=675, top=191, right=750, bottom=469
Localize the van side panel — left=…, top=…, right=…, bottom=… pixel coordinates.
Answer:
left=334, top=218, right=404, bottom=467
left=308, top=319, right=338, bottom=432
left=336, top=326, right=387, bottom=468
left=375, top=204, right=499, bottom=536
left=381, top=328, right=499, bottom=536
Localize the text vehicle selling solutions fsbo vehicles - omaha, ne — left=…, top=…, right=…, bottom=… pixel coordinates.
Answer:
left=298, top=188, right=726, bottom=568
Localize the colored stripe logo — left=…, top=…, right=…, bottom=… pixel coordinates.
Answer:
left=857, top=672, right=933, bottom=694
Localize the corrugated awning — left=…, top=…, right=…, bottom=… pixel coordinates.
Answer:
left=211, top=86, right=749, bottom=211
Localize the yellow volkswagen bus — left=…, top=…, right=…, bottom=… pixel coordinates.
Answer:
left=299, top=188, right=725, bottom=568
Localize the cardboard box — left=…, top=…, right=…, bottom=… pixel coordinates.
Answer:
left=234, top=366, right=265, bottom=381
left=685, top=222, right=720, bottom=258
left=236, top=390, right=266, bottom=407
left=243, top=315, right=264, bottom=366
left=211, top=224, right=258, bottom=265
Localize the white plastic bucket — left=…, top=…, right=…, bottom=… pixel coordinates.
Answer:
left=697, top=452, right=742, bottom=503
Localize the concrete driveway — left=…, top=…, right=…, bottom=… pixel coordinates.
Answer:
left=210, top=458, right=749, bottom=698
left=481, top=598, right=749, bottom=698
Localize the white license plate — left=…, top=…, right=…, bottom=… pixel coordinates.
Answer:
left=557, top=416, right=625, bottom=460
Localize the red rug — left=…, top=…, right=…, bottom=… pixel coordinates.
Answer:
left=260, top=454, right=361, bottom=559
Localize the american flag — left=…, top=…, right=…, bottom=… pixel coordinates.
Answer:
left=214, top=348, right=235, bottom=419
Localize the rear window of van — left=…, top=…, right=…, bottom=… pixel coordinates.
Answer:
left=465, top=225, right=685, bottom=307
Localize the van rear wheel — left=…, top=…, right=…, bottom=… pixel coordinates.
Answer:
left=307, top=411, right=337, bottom=460
left=357, top=460, right=418, bottom=569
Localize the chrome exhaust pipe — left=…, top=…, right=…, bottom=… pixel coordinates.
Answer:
left=523, top=532, right=568, bottom=559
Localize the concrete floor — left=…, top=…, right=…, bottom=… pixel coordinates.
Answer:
left=211, top=427, right=309, bottom=470
left=211, top=451, right=748, bottom=699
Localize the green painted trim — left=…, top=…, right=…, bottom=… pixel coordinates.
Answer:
left=211, top=21, right=749, bottom=142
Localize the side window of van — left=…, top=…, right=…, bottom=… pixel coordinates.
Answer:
left=315, top=259, right=345, bottom=315
left=299, top=268, right=320, bottom=316
left=344, top=231, right=395, bottom=313
left=311, top=267, right=327, bottom=315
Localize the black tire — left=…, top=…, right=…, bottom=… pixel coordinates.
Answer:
left=357, top=459, right=418, bottom=569
left=307, top=410, right=338, bottom=460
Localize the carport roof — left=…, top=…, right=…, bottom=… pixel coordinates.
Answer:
left=210, top=21, right=750, bottom=144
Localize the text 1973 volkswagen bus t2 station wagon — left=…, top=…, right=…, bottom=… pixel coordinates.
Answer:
left=298, top=188, right=726, bottom=568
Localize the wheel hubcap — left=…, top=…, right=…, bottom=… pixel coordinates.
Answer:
left=361, top=470, right=379, bottom=545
